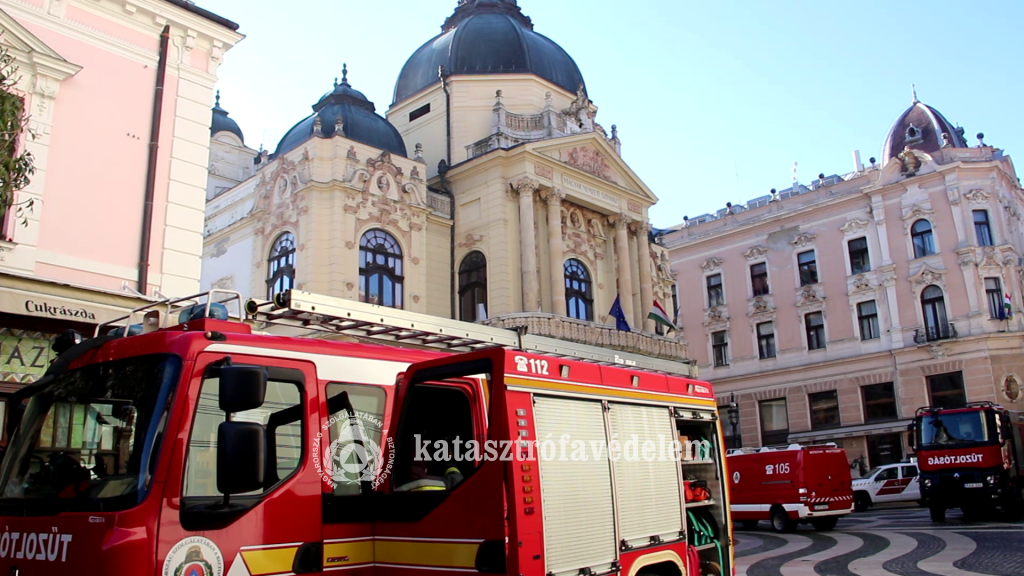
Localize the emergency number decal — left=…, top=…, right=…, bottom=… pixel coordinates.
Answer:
left=163, top=537, right=224, bottom=576
left=765, top=463, right=790, bottom=475
left=514, top=355, right=549, bottom=375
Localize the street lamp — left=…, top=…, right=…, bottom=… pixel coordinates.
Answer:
left=727, top=392, right=739, bottom=449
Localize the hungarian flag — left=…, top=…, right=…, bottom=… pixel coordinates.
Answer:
left=1004, top=292, right=1013, bottom=320
left=648, top=301, right=677, bottom=331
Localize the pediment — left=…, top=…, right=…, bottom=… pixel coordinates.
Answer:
left=528, top=133, right=657, bottom=205
left=0, top=8, right=80, bottom=77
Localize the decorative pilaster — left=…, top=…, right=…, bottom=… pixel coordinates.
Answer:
left=512, top=177, right=541, bottom=311
left=633, top=221, right=655, bottom=332
left=544, top=188, right=567, bottom=316
left=610, top=214, right=635, bottom=324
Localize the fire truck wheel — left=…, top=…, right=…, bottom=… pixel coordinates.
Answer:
left=854, top=492, right=871, bottom=513
left=739, top=520, right=759, bottom=530
left=929, top=506, right=945, bottom=522
left=769, top=506, right=796, bottom=533
left=811, top=517, right=838, bottom=531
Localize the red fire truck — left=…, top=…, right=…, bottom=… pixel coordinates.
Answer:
left=0, top=290, right=734, bottom=576
left=726, top=444, right=853, bottom=533
left=911, top=402, right=1024, bottom=522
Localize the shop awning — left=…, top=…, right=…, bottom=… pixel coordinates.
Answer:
left=0, top=273, right=152, bottom=326
left=788, top=419, right=912, bottom=443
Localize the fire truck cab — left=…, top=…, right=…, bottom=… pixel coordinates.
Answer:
left=911, top=402, right=1024, bottom=522
left=0, top=290, right=734, bottom=576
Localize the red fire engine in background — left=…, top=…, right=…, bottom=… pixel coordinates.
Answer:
left=911, top=401, right=1024, bottom=522
left=0, top=290, right=734, bottom=576
left=726, top=444, right=853, bottom=533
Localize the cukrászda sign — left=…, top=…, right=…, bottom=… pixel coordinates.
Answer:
left=24, top=300, right=97, bottom=321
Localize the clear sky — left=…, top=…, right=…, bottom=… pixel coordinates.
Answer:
left=201, top=0, right=1024, bottom=230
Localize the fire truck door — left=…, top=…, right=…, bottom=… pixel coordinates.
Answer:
left=373, top=350, right=508, bottom=576
left=157, top=354, right=323, bottom=576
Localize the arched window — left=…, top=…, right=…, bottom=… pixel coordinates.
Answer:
left=458, top=251, right=487, bottom=321
left=911, top=219, right=935, bottom=258
left=564, top=259, right=593, bottom=321
left=921, top=285, right=948, bottom=341
left=267, top=232, right=295, bottom=299
left=359, top=229, right=403, bottom=308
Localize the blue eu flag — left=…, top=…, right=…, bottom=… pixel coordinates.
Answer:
left=609, top=295, right=631, bottom=332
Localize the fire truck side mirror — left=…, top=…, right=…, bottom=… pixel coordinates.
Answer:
left=217, top=421, right=266, bottom=494
left=907, top=422, right=916, bottom=450
left=218, top=366, right=268, bottom=413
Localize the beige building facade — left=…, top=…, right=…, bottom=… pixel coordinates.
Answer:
left=663, top=97, right=1024, bottom=469
left=202, top=0, right=686, bottom=364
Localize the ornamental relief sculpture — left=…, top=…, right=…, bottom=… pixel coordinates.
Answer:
left=253, top=159, right=310, bottom=237
left=796, top=285, right=825, bottom=308
left=703, top=306, right=728, bottom=327
left=850, top=274, right=873, bottom=293
left=348, top=151, right=426, bottom=207
left=743, top=245, right=767, bottom=260
left=839, top=218, right=869, bottom=235
left=700, top=257, right=723, bottom=272
left=560, top=146, right=618, bottom=183
left=909, top=265, right=946, bottom=289
left=964, top=189, right=991, bottom=204
left=790, top=233, right=817, bottom=248
left=748, top=295, right=775, bottom=317
left=561, top=200, right=607, bottom=268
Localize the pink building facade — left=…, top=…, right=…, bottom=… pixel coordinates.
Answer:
left=663, top=98, right=1024, bottom=470
left=0, top=0, right=240, bottom=416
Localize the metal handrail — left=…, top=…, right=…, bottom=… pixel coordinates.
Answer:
left=95, top=289, right=244, bottom=336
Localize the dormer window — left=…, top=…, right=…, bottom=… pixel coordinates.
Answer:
left=905, top=123, right=923, bottom=145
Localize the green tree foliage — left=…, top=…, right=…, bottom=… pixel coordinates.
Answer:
left=0, top=37, right=35, bottom=224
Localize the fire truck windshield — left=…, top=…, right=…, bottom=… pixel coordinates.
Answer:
left=0, top=354, right=180, bottom=516
left=919, top=411, right=991, bottom=446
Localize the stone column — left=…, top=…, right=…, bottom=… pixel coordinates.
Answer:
left=634, top=221, right=655, bottom=332
left=512, top=177, right=541, bottom=311
left=544, top=188, right=567, bottom=316
left=610, top=214, right=635, bottom=324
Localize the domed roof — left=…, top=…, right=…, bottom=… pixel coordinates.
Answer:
left=882, top=90, right=965, bottom=163
left=393, top=0, right=586, bottom=104
left=275, top=66, right=408, bottom=158
left=210, top=91, right=244, bottom=143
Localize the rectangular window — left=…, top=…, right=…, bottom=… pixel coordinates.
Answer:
left=986, top=277, right=1003, bottom=319
left=862, top=382, right=898, bottom=422
left=408, top=103, right=431, bottom=122
left=809, top=390, right=841, bottom=430
left=858, top=300, right=880, bottom=340
left=974, top=210, right=993, bottom=246
left=757, top=321, right=776, bottom=359
left=706, top=274, right=724, bottom=307
left=325, top=383, right=387, bottom=495
left=711, top=330, right=729, bottom=367
left=750, top=262, right=770, bottom=296
left=848, top=237, right=871, bottom=274
left=671, top=283, right=680, bottom=326
left=927, top=371, right=967, bottom=409
left=798, top=250, right=818, bottom=286
left=805, top=311, right=825, bottom=350
left=759, top=399, right=789, bottom=446
left=184, top=372, right=303, bottom=497
left=867, top=432, right=904, bottom=467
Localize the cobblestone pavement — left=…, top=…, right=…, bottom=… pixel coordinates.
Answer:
left=734, top=504, right=1024, bottom=576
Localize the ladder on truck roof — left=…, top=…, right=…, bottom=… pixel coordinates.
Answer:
left=245, top=290, right=697, bottom=378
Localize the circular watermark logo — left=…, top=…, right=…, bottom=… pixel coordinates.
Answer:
left=162, top=537, right=223, bottom=576
left=313, top=410, right=394, bottom=489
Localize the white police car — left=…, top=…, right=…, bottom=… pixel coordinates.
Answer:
left=852, top=461, right=921, bottom=512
